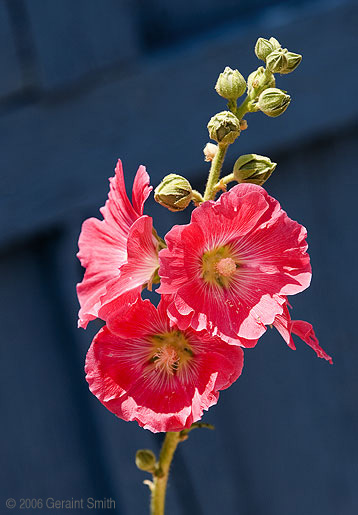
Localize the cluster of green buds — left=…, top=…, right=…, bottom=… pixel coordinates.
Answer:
left=207, top=36, right=301, bottom=129
left=251, top=37, right=302, bottom=117
left=154, top=36, right=302, bottom=209
left=246, top=38, right=301, bottom=117
left=256, top=38, right=302, bottom=75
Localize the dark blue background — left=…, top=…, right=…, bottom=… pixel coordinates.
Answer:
left=1, top=1, right=357, bottom=513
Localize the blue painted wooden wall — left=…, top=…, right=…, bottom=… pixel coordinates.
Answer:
left=1, top=1, right=357, bottom=513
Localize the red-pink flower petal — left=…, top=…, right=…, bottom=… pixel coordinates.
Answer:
left=86, top=297, right=244, bottom=433
left=273, top=303, right=332, bottom=363
left=158, top=183, right=311, bottom=342
left=132, top=165, right=152, bottom=214
left=77, top=160, right=157, bottom=328
left=100, top=216, right=159, bottom=302
left=166, top=297, right=258, bottom=348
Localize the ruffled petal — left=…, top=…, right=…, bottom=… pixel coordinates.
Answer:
left=100, top=216, right=159, bottom=305
left=77, top=160, right=152, bottom=328
left=158, top=183, right=312, bottom=341
left=273, top=303, right=332, bottom=363
left=85, top=297, right=245, bottom=433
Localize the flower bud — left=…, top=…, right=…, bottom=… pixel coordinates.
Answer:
left=257, top=88, right=291, bottom=117
left=135, top=449, right=156, bottom=472
left=266, top=48, right=289, bottom=74
left=233, top=154, right=277, bottom=185
left=254, top=37, right=281, bottom=61
left=203, top=142, right=218, bottom=162
left=247, top=66, right=275, bottom=97
left=154, top=174, right=193, bottom=212
left=207, top=111, right=241, bottom=145
left=284, top=51, right=302, bottom=74
left=215, top=67, right=246, bottom=100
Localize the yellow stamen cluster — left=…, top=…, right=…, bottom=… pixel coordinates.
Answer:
left=153, top=345, right=180, bottom=376
left=201, top=245, right=239, bottom=288
left=150, top=330, right=194, bottom=376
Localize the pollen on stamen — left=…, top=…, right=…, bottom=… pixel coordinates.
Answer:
left=216, top=257, right=237, bottom=277
left=154, top=344, right=180, bottom=376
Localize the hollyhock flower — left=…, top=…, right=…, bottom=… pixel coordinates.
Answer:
left=158, top=183, right=312, bottom=345
left=77, top=160, right=159, bottom=329
left=85, top=296, right=244, bottom=433
left=273, top=301, right=332, bottom=363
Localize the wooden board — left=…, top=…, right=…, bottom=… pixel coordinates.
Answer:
left=24, top=0, right=139, bottom=90
left=0, top=1, right=357, bottom=246
left=0, top=2, right=23, bottom=97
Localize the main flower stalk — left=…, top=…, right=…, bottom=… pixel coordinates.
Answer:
left=75, top=35, right=330, bottom=515
left=203, top=144, right=228, bottom=200
left=150, top=432, right=181, bottom=515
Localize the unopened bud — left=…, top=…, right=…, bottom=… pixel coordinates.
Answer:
left=254, top=37, right=281, bottom=61
left=247, top=66, right=275, bottom=97
left=135, top=449, right=156, bottom=472
left=266, top=48, right=302, bottom=74
left=266, top=48, right=288, bottom=74
left=215, top=67, right=246, bottom=100
left=207, top=111, right=240, bottom=145
left=284, top=51, right=302, bottom=74
left=233, top=154, right=277, bottom=185
left=203, top=142, right=218, bottom=162
left=257, top=88, right=291, bottom=117
left=154, top=174, right=193, bottom=212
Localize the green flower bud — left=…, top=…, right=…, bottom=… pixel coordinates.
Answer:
left=266, top=48, right=302, bottom=74
left=266, top=48, right=289, bottom=74
left=135, top=449, right=156, bottom=472
left=257, top=88, right=291, bottom=117
left=254, top=37, right=281, bottom=61
left=283, top=51, right=302, bottom=74
left=233, top=154, right=277, bottom=185
left=154, top=174, right=193, bottom=212
left=247, top=66, right=275, bottom=97
left=207, top=111, right=240, bottom=145
left=215, top=66, right=246, bottom=100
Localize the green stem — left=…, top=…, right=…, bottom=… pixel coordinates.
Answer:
left=192, top=189, right=204, bottom=205
left=219, top=172, right=235, bottom=185
left=203, top=144, right=228, bottom=201
left=227, top=99, right=237, bottom=114
left=236, top=96, right=250, bottom=120
left=150, top=432, right=181, bottom=515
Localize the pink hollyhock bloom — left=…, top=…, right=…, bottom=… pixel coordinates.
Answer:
left=158, top=183, right=312, bottom=345
left=77, top=160, right=159, bottom=328
left=85, top=296, right=244, bottom=433
left=273, top=302, right=332, bottom=363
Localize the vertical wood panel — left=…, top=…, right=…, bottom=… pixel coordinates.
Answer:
left=25, top=0, right=139, bottom=90
left=0, top=2, right=23, bottom=97
left=0, top=238, right=113, bottom=504
left=138, top=0, right=276, bottom=47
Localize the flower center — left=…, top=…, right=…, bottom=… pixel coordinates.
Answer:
left=216, top=257, right=236, bottom=277
left=153, top=345, right=180, bottom=376
left=149, top=330, right=194, bottom=376
left=201, top=245, right=238, bottom=288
